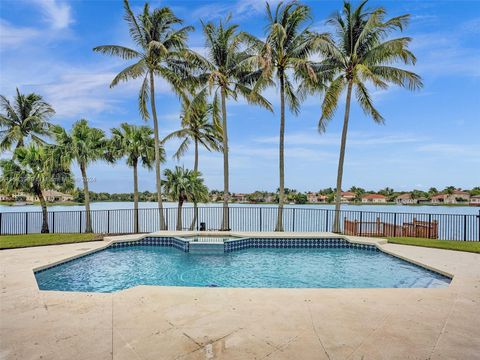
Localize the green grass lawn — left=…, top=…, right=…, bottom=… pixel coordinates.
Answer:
left=0, top=233, right=103, bottom=249
left=387, top=237, right=480, bottom=253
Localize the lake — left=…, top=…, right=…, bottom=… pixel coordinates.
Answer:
left=0, top=201, right=478, bottom=215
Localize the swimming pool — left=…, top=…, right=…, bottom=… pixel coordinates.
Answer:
left=35, top=238, right=450, bottom=292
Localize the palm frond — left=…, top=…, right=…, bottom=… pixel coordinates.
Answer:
left=354, top=81, right=384, bottom=123
left=318, top=75, right=346, bottom=132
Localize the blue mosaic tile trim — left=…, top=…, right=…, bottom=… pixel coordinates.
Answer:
left=109, top=236, right=189, bottom=252
left=224, top=238, right=379, bottom=253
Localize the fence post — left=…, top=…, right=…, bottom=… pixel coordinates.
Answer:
left=0, top=212, right=2, bottom=235
left=477, top=210, right=480, bottom=241
left=135, top=208, right=139, bottom=234
left=165, top=209, right=169, bottom=231
left=25, top=212, right=28, bottom=234
left=393, top=213, right=397, bottom=237
left=325, top=210, right=329, bottom=232
left=428, top=214, right=432, bottom=239
left=359, top=211, right=363, bottom=236
left=52, top=212, right=55, bottom=234
left=259, top=207, right=262, bottom=232
left=107, top=210, right=110, bottom=233
left=463, top=215, right=467, bottom=241
left=79, top=211, right=82, bottom=233
left=292, top=208, right=296, bottom=232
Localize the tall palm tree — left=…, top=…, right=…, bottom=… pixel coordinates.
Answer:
left=110, top=123, right=162, bottom=233
left=162, top=90, right=222, bottom=229
left=53, top=120, right=109, bottom=233
left=163, top=166, right=209, bottom=231
left=93, top=0, right=201, bottom=230
left=256, top=1, right=330, bottom=231
left=199, top=16, right=272, bottom=230
left=0, top=89, right=55, bottom=153
left=316, top=0, right=422, bottom=232
left=0, top=144, right=73, bottom=233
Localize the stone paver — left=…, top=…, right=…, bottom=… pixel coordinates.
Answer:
left=1, top=232, right=480, bottom=359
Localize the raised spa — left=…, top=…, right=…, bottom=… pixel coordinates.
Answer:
left=34, top=237, right=450, bottom=292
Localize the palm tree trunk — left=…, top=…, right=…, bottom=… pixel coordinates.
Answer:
left=333, top=81, right=354, bottom=233
left=177, top=197, right=184, bottom=231
left=150, top=70, right=166, bottom=230
left=194, top=139, right=199, bottom=172
left=220, top=87, right=230, bottom=231
left=133, top=159, right=139, bottom=233
left=189, top=139, right=199, bottom=231
left=80, top=162, right=93, bottom=233
left=37, top=188, right=49, bottom=233
left=275, top=73, right=285, bottom=232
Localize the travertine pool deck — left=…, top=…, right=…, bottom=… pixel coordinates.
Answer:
left=1, top=231, right=479, bottom=359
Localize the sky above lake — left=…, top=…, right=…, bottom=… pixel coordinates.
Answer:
left=1, top=0, right=479, bottom=193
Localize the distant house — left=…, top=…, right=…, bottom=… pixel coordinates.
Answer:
left=470, top=195, right=480, bottom=206
left=362, top=194, right=387, bottom=203
left=417, top=197, right=430, bottom=204
left=43, top=190, right=73, bottom=202
left=231, top=193, right=248, bottom=203
left=264, top=194, right=275, bottom=203
left=395, top=193, right=416, bottom=205
left=307, top=192, right=319, bottom=203
left=341, top=191, right=356, bottom=202
left=432, top=191, right=470, bottom=204
left=13, top=193, right=37, bottom=202
left=0, top=194, right=14, bottom=201
left=307, top=192, right=328, bottom=203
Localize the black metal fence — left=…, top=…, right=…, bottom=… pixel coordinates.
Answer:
left=0, top=207, right=479, bottom=241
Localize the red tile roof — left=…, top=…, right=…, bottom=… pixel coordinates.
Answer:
left=363, top=194, right=386, bottom=199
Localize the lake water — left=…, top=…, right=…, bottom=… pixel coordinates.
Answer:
left=0, top=201, right=478, bottom=215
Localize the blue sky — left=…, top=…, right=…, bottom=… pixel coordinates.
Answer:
left=0, top=0, right=479, bottom=193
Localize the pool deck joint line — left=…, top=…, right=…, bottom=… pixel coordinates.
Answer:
left=1, top=231, right=480, bottom=359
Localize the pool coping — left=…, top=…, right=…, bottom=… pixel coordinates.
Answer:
left=31, top=231, right=454, bottom=281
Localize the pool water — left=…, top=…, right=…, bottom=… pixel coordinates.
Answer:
left=35, top=246, right=450, bottom=292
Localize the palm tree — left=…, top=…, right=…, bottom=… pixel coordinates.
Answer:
left=0, top=144, right=73, bottom=233
left=53, top=119, right=109, bottom=233
left=199, top=16, right=272, bottom=230
left=110, top=123, right=162, bottom=233
left=317, top=0, right=422, bottom=232
left=162, top=90, right=222, bottom=229
left=0, top=89, right=55, bottom=153
left=256, top=1, right=330, bottom=231
left=163, top=166, right=209, bottom=231
left=93, top=0, right=201, bottom=230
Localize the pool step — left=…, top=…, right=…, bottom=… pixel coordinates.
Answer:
left=189, top=242, right=224, bottom=254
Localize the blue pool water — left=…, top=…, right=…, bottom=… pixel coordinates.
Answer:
left=35, top=246, right=450, bottom=292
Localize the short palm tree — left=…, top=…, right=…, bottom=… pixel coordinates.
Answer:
left=53, top=119, right=109, bottom=233
left=163, top=166, right=209, bottom=231
left=0, top=89, right=55, bottom=153
left=199, top=17, right=272, bottom=230
left=256, top=1, right=330, bottom=231
left=110, top=123, right=163, bottom=233
left=163, top=90, right=222, bottom=230
left=316, top=0, right=422, bottom=232
left=0, top=144, right=73, bottom=233
left=94, top=0, right=201, bottom=230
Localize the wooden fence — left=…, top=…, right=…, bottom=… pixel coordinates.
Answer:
left=344, top=217, right=438, bottom=239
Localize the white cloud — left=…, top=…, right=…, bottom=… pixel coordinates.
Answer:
left=0, top=20, right=39, bottom=48
left=192, top=0, right=282, bottom=21
left=254, top=131, right=425, bottom=147
left=31, top=0, right=73, bottom=30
